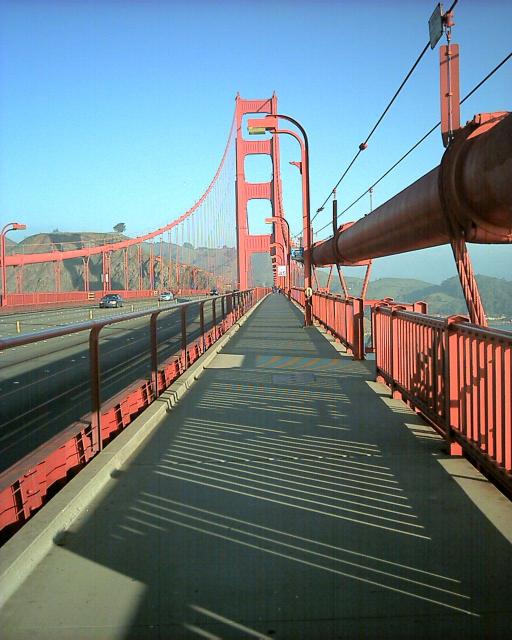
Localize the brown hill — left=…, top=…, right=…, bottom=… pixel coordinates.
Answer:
left=6, top=232, right=239, bottom=292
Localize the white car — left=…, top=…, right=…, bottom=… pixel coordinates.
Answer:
left=159, top=291, right=174, bottom=302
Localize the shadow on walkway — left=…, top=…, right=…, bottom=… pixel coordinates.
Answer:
left=2, top=296, right=512, bottom=639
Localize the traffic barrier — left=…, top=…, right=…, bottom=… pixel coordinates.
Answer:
left=373, top=305, right=512, bottom=492
left=0, top=288, right=269, bottom=540
left=292, top=287, right=428, bottom=361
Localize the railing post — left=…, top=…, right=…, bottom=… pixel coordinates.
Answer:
left=444, top=315, right=468, bottom=455
left=346, top=297, right=354, bottom=354
left=226, top=293, right=233, bottom=324
left=181, top=305, right=188, bottom=370
left=352, top=297, right=365, bottom=360
left=199, top=301, right=205, bottom=352
left=212, top=298, right=217, bottom=339
left=390, top=307, right=400, bottom=399
left=373, top=305, right=385, bottom=383
left=150, top=311, right=159, bottom=398
left=413, top=301, right=428, bottom=314
left=89, top=326, right=103, bottom=453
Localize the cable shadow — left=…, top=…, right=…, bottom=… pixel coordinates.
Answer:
left=3, top=295, right=512, bottom=639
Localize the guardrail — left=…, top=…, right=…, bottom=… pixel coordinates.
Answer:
left=292, top=286, right=512, bottom=493
left=0, top=288, right=268, bottom=540
left=3, top=288, right=213, bottom=310
left=291, top=288, right=426, bottom=360
left=373, top=305, right=512, bottom=493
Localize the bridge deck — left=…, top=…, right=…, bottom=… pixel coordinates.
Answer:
left=2, top=295, right=512, bottom=639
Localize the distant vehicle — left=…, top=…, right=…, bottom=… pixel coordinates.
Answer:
left=99, top=294, right=123, bottom=308
left=210, top=287, right=219, bottom=296
left=158, top=291, right=174, bottom=302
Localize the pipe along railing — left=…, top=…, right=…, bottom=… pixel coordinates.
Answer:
left=0, top=288, right=268, bottom=539
left=292, top=286, right=512, bottom=494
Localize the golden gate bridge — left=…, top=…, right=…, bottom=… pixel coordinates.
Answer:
left=0, top=5, right=511, bottom=636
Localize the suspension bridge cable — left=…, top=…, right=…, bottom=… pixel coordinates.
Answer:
left=459, top=50, right=511, bottom=105
left=311, top=47, right=511, bottom=239
left=312, top=0, right=461, bottom=223
left=312, top=44, right=429, bottom=222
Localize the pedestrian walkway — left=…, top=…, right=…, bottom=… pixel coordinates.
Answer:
left=2, top=295, right=512, bottom=639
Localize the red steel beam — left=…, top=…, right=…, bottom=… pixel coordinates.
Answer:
left=312, top=112, right=512, bottom=266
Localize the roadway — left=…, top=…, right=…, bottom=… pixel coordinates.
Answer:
left=0, top=297, right=216, bottom=474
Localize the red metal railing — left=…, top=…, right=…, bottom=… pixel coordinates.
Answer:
left=373, top=305, right=512, bottom=492
left=0, top=288, right=268, bottom=538
left=291, top=288, right=422, bottom=360
left=293, top=286, right=512, bottom=491
left=310, top=292, right=365, bottom=359
left=3, top=288, right=212, bottom=310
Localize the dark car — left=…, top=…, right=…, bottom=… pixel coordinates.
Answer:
left=210, top=287, right=219, bottom=296
left=99, top=294, right=124, bottom=308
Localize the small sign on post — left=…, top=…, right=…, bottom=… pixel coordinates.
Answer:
left=290, top=248, right=304, bottom=263
left=429, top=3, right=444, bottom=49
left=277, top=265, right=286, bottom=277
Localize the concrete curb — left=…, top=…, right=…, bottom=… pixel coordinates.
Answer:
left=0, top=295, right=268, bottom=608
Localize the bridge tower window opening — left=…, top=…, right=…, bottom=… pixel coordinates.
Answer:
left=243, top=153, right=273, bottom=185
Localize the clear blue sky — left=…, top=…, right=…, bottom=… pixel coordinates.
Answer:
left=1, top=0, right=510, bottom=283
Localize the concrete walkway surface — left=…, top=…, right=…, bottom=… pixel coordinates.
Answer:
left=2, top=295, right=512, bottom=639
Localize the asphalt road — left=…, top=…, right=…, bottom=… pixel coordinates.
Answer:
left=0, top=298, right=218, bottom=474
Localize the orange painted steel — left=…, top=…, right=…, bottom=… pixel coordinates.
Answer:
left=235, top=95, right=284, bottom=290
left=311, top=112, right=512, bottom=267
left=291, top=288, right=365, bottom=359
left=373, top=305, right=512, bottom=492
left=291, top=288, right=425, bottom=361
left=0, top=288, right=269, bottom=539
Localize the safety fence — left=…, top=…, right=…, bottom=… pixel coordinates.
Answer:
left=0, top=288, right=268, bottom=540
left=291, top=288, right=425, bottom=360
left=291, top=287, right=512, bottom=493
left=373, top=305, right=512, bottom=492
left=3, top=288, right=212, bottom=310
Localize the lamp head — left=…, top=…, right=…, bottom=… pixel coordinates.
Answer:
left=247, top=115, right=278, bottom=134
left=248, top=127, right=266, bottom=135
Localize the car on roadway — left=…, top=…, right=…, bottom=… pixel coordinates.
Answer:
left=99, top=293, right=124, bottom=308
left=210, top=287, right=219, bottom=296
left=158, top=291, right=174, bottom=302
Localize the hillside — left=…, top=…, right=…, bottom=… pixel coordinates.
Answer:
left=406, top=275, right=512, bottom=317
left=6, top=232, right=237, bottom=292
left=318, top=270, right=512, bottom=318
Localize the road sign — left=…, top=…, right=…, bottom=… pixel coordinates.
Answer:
left=290, top=248, right=304, bottom=263
left=429, top=3, right=444, bottom=49
left=277, top=265, right=286, bottom=277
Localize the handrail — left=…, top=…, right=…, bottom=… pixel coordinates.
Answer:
left=373, top=305, right=512, bottom=492
left=0, top=288, right=269, bottom=538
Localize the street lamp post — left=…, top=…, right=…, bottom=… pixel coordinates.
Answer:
left=249, top=114, right=313, bottom=325
left=269, top=240, right=287, bottom=292
left=1, top=222, right=27, bottom=307
left=265, top=216, right=291, bottom=298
